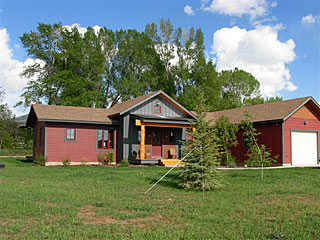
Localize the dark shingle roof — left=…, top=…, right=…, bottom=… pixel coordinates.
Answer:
left=204, top=96, right=312, bottom=124
left=31, top=104, right=115, bottom=123
left=28, top=91, right=162, bottom=125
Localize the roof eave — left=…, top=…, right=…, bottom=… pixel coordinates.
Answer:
left=283, top=97, right=312, bottom=121
left=38, top=118, right=119, bottom=125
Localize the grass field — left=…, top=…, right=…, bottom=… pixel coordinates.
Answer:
left=0, top=157, right=319, bottom=239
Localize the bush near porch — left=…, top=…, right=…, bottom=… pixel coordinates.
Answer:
left=0, top=157, right=319, bottom=239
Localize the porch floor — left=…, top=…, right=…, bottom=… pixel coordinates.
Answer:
left=129, top=158, right=184, bottom=167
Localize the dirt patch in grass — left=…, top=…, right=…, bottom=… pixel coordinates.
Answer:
left=287, top=195, right=320, bottom=206
left=255, top=194, right=320, bottom=207
left=0, top=219, right=16, bottom=226
left=78, top=205, right=118, bottom=225
left=39, top=201, right=58, bottom=207
left=18, top=179, right=29, bottom=184
left=78, top=205, right=165, bottom=227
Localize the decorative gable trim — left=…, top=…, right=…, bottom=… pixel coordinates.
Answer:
left=118, top=90, right=197, bottom=119
left=283, top=97, right=320, bottom=121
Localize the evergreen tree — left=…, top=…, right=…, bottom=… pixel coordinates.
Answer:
left=179, top=93, right=223, bottom=191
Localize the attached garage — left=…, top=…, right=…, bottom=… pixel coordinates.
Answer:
left=208, top=96, right=320, bottom=166
left=291, top=131, right=318, bottom=166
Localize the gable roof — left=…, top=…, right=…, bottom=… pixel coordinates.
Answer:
left=26, top=90, right=197, bottom=127
left=107, top=90, right=197, bottom=119
left=27, top=104, right=116, bottom=127
left=107, top=91, right=161, bottom=116
left=204, top=96, right=319, bottom=125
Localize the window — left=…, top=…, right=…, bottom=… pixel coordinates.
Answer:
left=242, top=134, right=249, bottom=148
left=97, top=129, right=114, bottom=149
left=154, top=104, right=161, bottom=114
left=169, top=130, right=175, bottom=143
left=66, top=127, right=76, bottom=141
left=137, top=130, right=141, bottom=144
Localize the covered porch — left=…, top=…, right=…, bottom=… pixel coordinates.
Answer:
left=130, top=115, right=193, bottom=166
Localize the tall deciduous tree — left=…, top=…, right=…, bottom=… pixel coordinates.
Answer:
left=145, top=19, right=177, bottom=96
left=220, top=68, right=261, bottom=109
left=111, top=29, right=161, bottom=103
left=17, top=21, right=278, bottom=113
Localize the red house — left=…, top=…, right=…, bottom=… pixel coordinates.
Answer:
left=26, top=91, right=320, bottom=166
left=26, top=90, right=197, bottom=166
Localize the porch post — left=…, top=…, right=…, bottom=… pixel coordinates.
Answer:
left=140, top=125, right=145, bottom=160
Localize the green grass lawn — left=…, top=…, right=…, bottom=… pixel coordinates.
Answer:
left=0, top=149, right=32, bottom=156
left=0, top=158, right=319, bottom=239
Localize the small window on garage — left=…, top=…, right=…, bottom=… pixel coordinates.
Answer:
left=66, top=127, right=76, bottom=141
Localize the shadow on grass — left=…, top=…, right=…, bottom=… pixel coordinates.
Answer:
left=16, top=157, right=34, bottom=164
left=146, top=172, right=182, bottom=190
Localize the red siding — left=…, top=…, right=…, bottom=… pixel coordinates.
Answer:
left=46, top=122, right=117, bottom=163
left=283, top=118, right=320, bottom=165
left=230, top=122, right=282, bottom=165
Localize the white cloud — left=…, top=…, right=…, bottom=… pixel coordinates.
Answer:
left=184, top=5, right=195, bottom=16
left=301, top=14, right=319, bottom=24
left=63, top=23, right=102, bottom=35
left=201, top=0, right=269, bottom=20
left=211, top=25, right=297, bottom=97
left=0, top=28, right=42, bottom=116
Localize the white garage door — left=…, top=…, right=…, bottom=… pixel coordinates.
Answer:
left=292, top=131, right=318, bottom=166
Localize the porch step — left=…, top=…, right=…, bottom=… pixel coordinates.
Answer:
left=160, top=159, right=184, bottom=167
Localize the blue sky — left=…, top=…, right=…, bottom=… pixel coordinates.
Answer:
left=0, top=0, right=319, bottom=116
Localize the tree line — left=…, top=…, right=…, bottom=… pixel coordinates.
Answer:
left=17, top=19, right=281, bottom=111
left=0, top=87, right=32, bottom=150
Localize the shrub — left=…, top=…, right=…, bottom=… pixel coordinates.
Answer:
left=106, top=152, right=114, bottom=164
left=149, top=163, right=156, bottom=167
left=35, top=154, right=46, bottom=166
left=119, top=159, right=129, bottom=167
left=97, top=153, right=106, bottom=164
left=80, top=157, right=89, bottom=165
left=62, top=157, right=71, bottom=166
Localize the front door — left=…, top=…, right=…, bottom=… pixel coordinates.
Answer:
left=151, top=131, right=162, bottom=158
